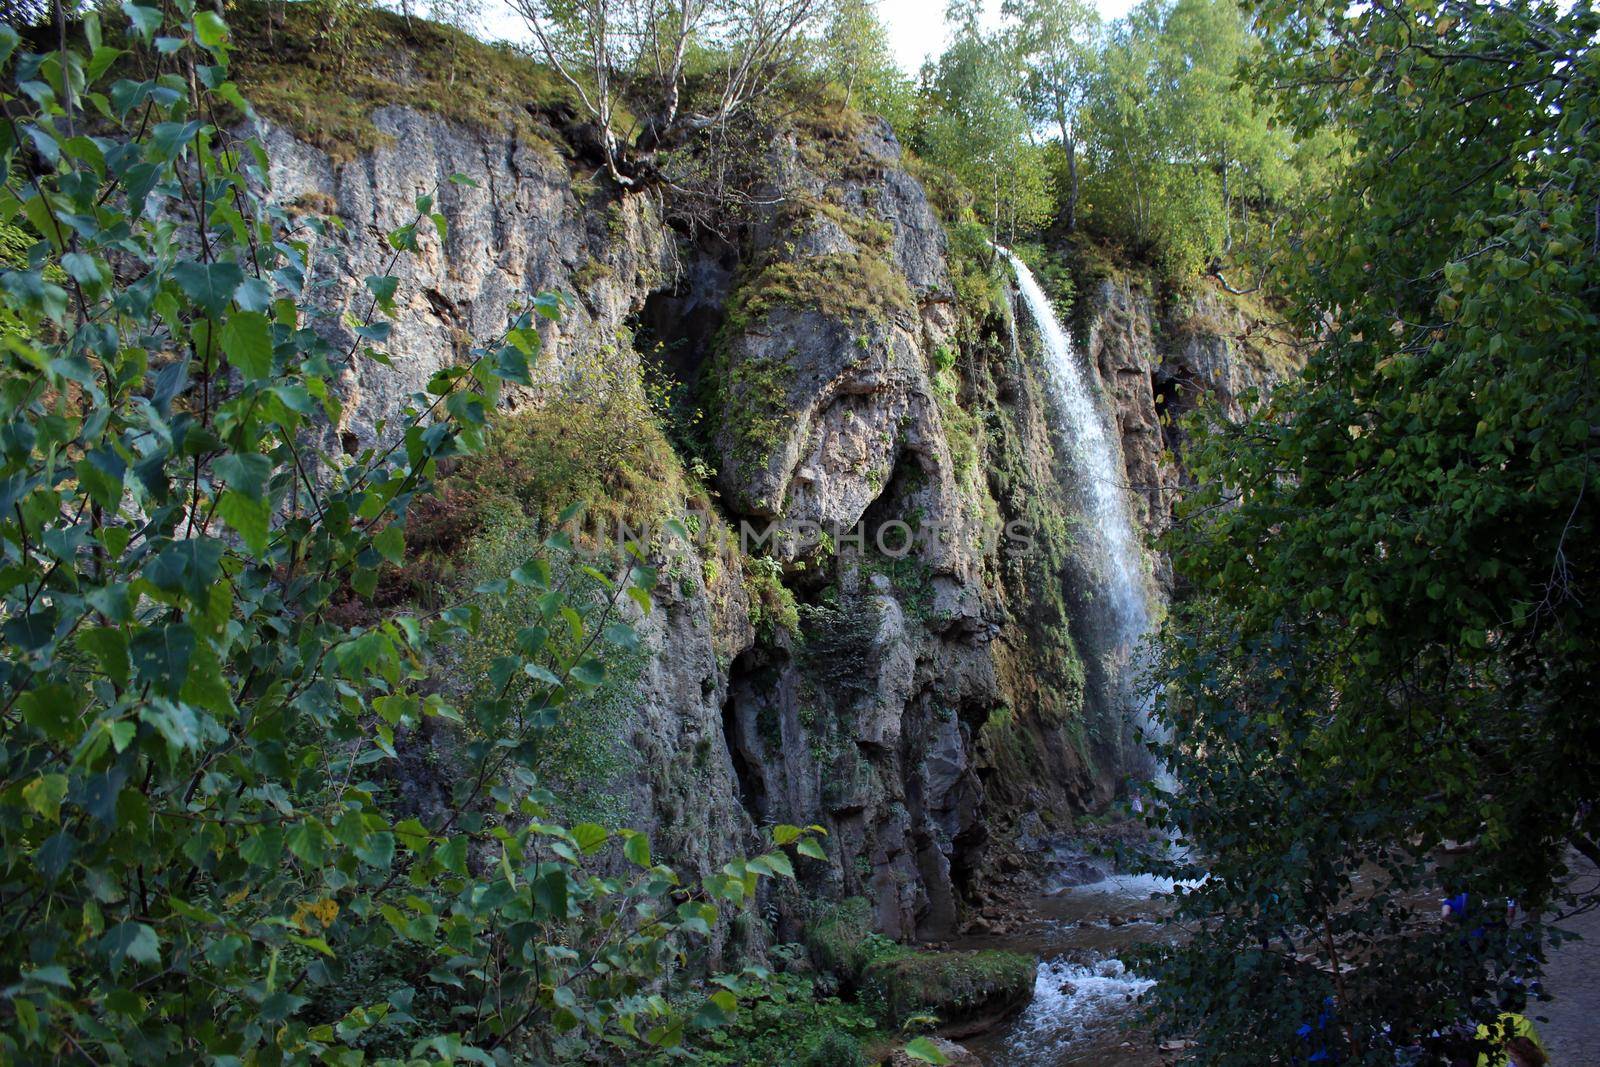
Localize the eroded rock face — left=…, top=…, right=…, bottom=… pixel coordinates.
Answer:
left=266, top=104, right=1279, bottom=946
left=262, top=107, right=672, bottom=448
left=261, top=110, right=755, bottom=935
left=689, top=120, right=1011, bottom=939
left=1081, top=275, right=1293, bottom=545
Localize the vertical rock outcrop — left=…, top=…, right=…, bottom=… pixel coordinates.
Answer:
left=262, top=100, right=1286, bottom=944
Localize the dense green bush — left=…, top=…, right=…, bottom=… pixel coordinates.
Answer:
left=666, top=972, right=883, bottom=1067
left=0, top=5, right=821, bottom=1061
left=1141, top=0, right=1600, bottom=1062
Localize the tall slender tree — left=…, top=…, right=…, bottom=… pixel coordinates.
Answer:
left=1003, top=0, right=1099, bottom=231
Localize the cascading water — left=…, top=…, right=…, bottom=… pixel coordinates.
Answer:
left=969, top=248, right=1173, bottom=1066
left=996, top=247, right=1162, bottom=776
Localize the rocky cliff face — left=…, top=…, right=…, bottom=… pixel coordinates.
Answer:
left=262, top=100, right=1282, bottom=944
left=1079, top=270, right=1295, bottom=549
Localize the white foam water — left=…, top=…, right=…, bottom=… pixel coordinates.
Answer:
left=997, top=246, right=1171, bottom=789
left=997, top=247, right=1150, bottom=649
left=1004, top=956, right=1157, bottom=1064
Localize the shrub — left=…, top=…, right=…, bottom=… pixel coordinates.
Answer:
left=668, top=973, right=883, bottom=1067
left=806, top=896, right=879, bottom=981
left=801, top=1027, right=867, bottom=1067
left=0, top=9, right=817, bottom=1061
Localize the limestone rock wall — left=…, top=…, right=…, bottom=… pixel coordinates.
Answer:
left=264, top=103, right=1281, bottom=944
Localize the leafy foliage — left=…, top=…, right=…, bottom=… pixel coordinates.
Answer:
left=1077, top=0, right=1324, bottom=278
left=1141, top=0, right=1600, bottom=1061
left=911, top=9, right=1056, bottom=241
left=0, top=5, right=819, bottom=1061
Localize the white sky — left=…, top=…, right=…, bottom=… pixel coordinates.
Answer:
left=475, top=0, right=1140, bottom=75
left=874, top=0, right=1138, bottom=74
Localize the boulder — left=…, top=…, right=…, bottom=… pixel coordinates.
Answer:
left=861, top=949, right=1036, bottom=1038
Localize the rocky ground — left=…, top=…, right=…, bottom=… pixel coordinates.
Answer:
left=1537, top=851, right=1600, bottom=1064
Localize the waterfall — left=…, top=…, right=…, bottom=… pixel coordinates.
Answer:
left=997, top=247, right=1163, bottom=782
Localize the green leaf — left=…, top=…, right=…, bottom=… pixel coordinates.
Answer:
left=533, top=868, right=568, bottom=918
left=75, top=446, right=126, bottom=510
left=100, top=922, right=160, bottom=972
left=365, top=273, right=399, bottom=311
left=122, top=2, right=162, bottom=41
left=77, top=626, right=130, bottom=685
left=570, top=657, right=606, bottom=687
left=796, top=837, right=827, bottom=861
left=0, top=23, right=19, bottom=69
left=571, top=823, right=609, bottom=854
left=373, top=524, right=405, bottom=565
left=435, top=837, right=468, bottom=875
left=355, top=831, right=395, bottom=869
left=143, top=538, right=224, bottom=604
left=240, top=827, right=284, bottom=867
left=23, top=774, right=68, bottom=822
left=287, top=822, right=327, bottom=866
left=623, top=832, right=652, bottom=868
left=213, top=452, right=272, bottom=500
left=139, top=698, right=202, bottom=751
left=19, top=683, right=83, bottom=741
left=603, top=620, right=640, bottom=652
left=20, top=965, right=74, bottom=990
left=130, top=625, right=197, bottom=695
left=179, top=639, right=234, bottom=716
left=750, top=851, right=794, bottom=879
left=394, top=817, right=430, bottom=853
left=171, top=261, right=244, bottom=317
left=902, top=1037, right=952, bottom=1065
left=192, top=9, right=229, bottom=49
left=221, top=310, right=274, bottom=379
left=217, top=490, right=270, bottom=553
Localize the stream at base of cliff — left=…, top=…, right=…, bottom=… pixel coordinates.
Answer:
left=957, top=854, right=1180, bottom=1065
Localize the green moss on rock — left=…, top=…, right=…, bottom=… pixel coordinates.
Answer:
left=728, top=252, right=914, bottom=329
left=860, top=949, right=1036, bottom=1034
left=707, top=352, right=794, bottom=467
left=229, top=2, right=568, bottom=164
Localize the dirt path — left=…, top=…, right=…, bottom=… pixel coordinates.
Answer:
left=1536, top=851, right=1600, bottom=1065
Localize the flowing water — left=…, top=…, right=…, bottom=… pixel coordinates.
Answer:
left=983, top=249, right=1173, bottom=1062
left=960, top=871, right=1175, bottom=1066
left=997, top=248, right=1170, bottom=787
left=997, top=248, right=1151, bottom=651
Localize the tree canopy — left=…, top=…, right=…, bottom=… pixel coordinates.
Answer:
left=1142, top=0, right=1600, bottom=1060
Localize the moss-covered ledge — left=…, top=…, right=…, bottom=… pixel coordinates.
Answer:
left=805, top=898, right=1036, bottom=1038
left=861, top=948, right=1036, bottom=1037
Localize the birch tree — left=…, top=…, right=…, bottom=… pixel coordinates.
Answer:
left=1004, top=0, right=1099, bottom=231
left=508, top=0, right=637, bottom=183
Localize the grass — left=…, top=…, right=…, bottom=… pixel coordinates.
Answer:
left=227, top=1, right=571, bottom=164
